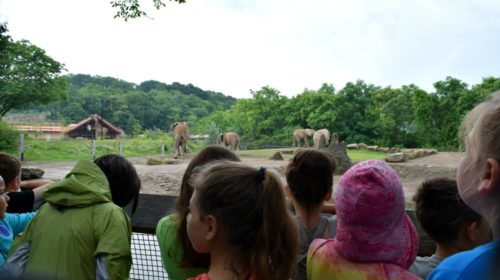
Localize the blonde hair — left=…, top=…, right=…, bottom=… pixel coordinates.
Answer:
left=460, top=91, right=500, bottom=171
left=193, top=162, right=299, bottom=280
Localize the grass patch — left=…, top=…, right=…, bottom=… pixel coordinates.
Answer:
left=239, top=148, right=388, bottom=162
left=347, top=149, right=389, bottom=162
left=21, top=138, right=204, bottom=162
left=238, top=148, right=283, bottom=158
left=19, top=140, right=388, bottom=163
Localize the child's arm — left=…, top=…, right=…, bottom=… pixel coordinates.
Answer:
left=20, top=179, right=53, bottom=190
left=4, top=211, right=37, bottom=236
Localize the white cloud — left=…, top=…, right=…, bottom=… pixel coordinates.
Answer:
left=1, top=0, right=500, bottom=98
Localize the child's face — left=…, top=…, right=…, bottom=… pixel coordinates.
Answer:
left=457, top=133, right=482, bottom=212
left=186, top=190, right=211, bottom=253
left=0, top=184, right=8, bottom=219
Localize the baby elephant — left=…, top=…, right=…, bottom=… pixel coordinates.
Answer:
left=218, top=132, right=240, bottom=151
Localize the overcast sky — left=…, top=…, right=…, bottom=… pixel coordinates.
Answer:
left=1, top=0, right=499, bottom=98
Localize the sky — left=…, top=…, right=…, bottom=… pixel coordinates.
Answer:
left=1, top=0, right=500, bottom=99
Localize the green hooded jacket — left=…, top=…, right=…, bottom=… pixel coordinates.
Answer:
left=8, top=160, right=132, bottom=280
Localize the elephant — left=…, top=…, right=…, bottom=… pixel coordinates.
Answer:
left=172, top=122, right=189, bottom=159
left=293, top=128, right=316, bottom=147
left=218, top=132, right=240, bottom=151
left=313, top=129, right=330, bottom=149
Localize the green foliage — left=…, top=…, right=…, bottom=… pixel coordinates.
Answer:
left=0, top=120, right=18, bottom=152
left=206, top=122, right=220, bottom=145
left=21, top=136, right=204, bottom=162
left=111, top=0, right=186, bottom=21
left=196, top=77, right=497, bottom=151
left=39, top=75, right=236, bottom=135
left=0, top=24, right=68, bottom=118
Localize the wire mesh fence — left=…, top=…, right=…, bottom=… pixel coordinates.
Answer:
left=130, top=232, right=168, bottom=280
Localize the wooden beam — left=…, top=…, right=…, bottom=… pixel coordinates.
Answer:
left=124, top=193, right=177, bottom=234
left=125, top=194, right=436, bottom=256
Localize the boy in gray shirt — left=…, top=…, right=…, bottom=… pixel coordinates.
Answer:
left=409, top=178, right=491, bottom=278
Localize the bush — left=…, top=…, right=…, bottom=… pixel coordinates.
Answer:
left=0, top=120, right=18, bottom=152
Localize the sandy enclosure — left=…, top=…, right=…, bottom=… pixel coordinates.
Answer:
left=22, top=151, right=463, bottom=204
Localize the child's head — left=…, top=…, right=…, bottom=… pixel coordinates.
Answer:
left=177, top=145, right=240, bottom=214
left=334, top=160, right=418, bottom=269
left=414, top=177, right=491, bottom=250
left=176, top=145, right=240, bottom=267
left=188, top=162, right=298, bottom=279
left=94, top=154, right=141, bottom=212
left=286, top=149, right=336, bottom=210
left=0, top=152, right=21, bottom=192
left=457, top=91, right=500, bottom=230
left=0, top=177, right=8, bottom=218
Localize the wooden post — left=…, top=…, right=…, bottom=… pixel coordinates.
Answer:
left=19, top=134, right=25, bottom=161
left=119, top=141, right=123, bottom=156
left=92, top=140, right=96, bottom=160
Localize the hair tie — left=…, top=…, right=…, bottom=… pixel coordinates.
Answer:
left=258, top=167, right=266, bottom=181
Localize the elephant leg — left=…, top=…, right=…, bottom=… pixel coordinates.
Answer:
left=305, top=137, right=309, bottom=147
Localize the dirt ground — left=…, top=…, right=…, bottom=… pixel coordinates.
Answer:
left=22, top=151, right=463, bottom=204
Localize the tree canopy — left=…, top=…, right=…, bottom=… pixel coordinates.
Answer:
left=110, top=0, right=186, bottom=21
left=0, top=24, right=68, bottom=118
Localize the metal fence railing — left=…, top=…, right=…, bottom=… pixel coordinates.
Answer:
left=130, top=232, right=168, bottom=280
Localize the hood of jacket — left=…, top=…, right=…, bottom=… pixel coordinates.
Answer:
left=44, top=160, right=112, bottom=207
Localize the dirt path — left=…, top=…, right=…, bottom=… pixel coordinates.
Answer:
left=22, top=152, right=463, bottom=204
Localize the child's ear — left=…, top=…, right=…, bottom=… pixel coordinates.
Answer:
left=284, top=185, right=293, bottom=199
left=465, top=220, right=491, bottom=245
left=324, top=189, right=333, bottom=201
left=478, top=158, right=500, bottom=193
left=5, top=175, right=21, bottom=192
left=206, top=214, right=218, bottom=241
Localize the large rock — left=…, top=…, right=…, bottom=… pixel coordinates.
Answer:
left=146, top=158, right=164, bottom=165
left=347, top=143, right=359, bottom=150
left=269, top=152, right=284, bottom=160
left=21, top=168, right=45, bottom=180
left=326, top=141, right=353, bottom=174
left=366, top=145, right=379, bottom=151
left=385, top=152, right=405, bottom=163
left=358, top=143, right=368, bottom=149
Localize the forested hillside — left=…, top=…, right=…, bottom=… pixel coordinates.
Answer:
left=196, top=77, right=500, bottom=150
left=40, top=74, right=236, bottom=134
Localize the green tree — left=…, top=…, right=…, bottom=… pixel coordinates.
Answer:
left=371, top=85, right=417, bottom=147
left=111, top=0, right=186, bottom=21
left=412, top=87, right=438, bottom=147
left=62, top=102, right=87, bottom=123
left=332, top=80, right=378, bottom=143
left=433, top=77, right=469, bottom=149
left=0, top=25, right=68, bottom=118
left=0, top=120, right=18, bottom=152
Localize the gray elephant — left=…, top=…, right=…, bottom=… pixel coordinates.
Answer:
left=313, top=129, right=331, bottom=149
left=293, top=128, right=316, bottom=147
left=218, top=132, right=240, bottom=151
left=172, top=122, right=189, bottom=159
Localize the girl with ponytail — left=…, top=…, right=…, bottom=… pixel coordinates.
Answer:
left=187, top=162, right=299, bottom=280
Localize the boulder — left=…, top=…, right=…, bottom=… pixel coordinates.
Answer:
left=347, top=143, right=359, bottom=150
left=269, top=152, right=284, bottom=160
left=146, top=158, right=163, bottom=165
left=366, top=145, right=379, bottom=151
left=377, top=147, right=390, bottom=153
left=358, top=143, right=368, bottom=149
left=385, top=152, right=405, bottom=163
left=21, top=168, right=45, bottom=180
left=326, top=141, right=353, bottom=174
left=389, top=147, right=401, bottom=153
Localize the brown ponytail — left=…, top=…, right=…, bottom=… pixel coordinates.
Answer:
left=194, top=162, right=299, bottom=280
